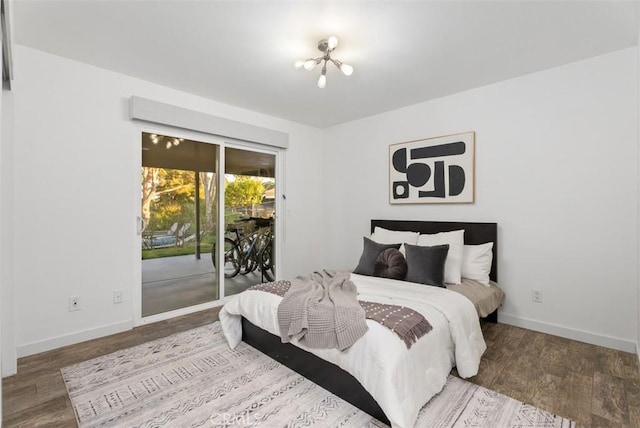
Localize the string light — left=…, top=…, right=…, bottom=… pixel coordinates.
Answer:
left=148, top=134, right=184, bottom=149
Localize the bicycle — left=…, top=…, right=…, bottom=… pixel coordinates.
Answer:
left=258, top=227, right=275, bottom=282
left=212, top=236, right=242, bottom=278
left=212, top=223, right=274, bottom=280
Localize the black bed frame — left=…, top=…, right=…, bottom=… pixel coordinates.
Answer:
left=371, top=220, right=499, bottom=324
left=242, top=220, right=498, bottom=425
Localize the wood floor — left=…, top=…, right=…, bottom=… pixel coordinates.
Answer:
left=2, top=308, right=220, bottom=427
left=2, top=309, right=639, bottom=427
left=471, top=322, right=640, bottom=427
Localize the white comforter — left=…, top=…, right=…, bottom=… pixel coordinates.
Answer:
left=219, top=274, right=486, bottom=428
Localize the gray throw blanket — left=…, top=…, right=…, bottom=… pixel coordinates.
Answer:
left=252, top=278, right=433, bottom=349
left=277, top=270, right=368, bottom=351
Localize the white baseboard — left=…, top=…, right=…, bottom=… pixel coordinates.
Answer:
left=498, top=313, right=636, bottom=353
left=16, top=319, right=134, bottom=358
left=2, top=349, right=17, bottom=377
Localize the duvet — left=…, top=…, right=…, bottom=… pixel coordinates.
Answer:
left=219, top=273, right=486, bottom=428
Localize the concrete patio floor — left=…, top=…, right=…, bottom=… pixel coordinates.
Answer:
left=141, top=254, right=263, bottom=317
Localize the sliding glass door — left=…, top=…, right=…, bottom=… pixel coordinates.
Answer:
left=222, top=147, right=276, bottom=297
left=141, top=133, right=219, bottom=317
left=140, top=133, right=278, bottom=318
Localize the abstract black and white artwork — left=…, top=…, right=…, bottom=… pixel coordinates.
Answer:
left=389, top=132, right=475, bottom=204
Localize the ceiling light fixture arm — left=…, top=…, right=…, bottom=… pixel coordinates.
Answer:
left=294, top=36, right=353, bottom=88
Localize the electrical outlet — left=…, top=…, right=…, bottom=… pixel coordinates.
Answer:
left=531, top=289, right=543, bottom=303
left=69, top=296, right=81, bottom=312
left=113, top=290, right=123, bottom=304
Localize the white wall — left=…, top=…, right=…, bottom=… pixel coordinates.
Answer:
left=323, top=47, right=638, bottom=352
left=1, top=86, right=15, bottom=376
left=637, top=17, right=640, bottom=362
left=11, top=45, right=325, bottom=357
left=7, top=43, right=639, bottom=360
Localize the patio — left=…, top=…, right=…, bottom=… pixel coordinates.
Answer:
left=142, top=254, right=261, bottom=317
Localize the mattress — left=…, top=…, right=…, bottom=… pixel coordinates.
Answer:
left=446, top=279, right=505, bottom=318
left=219, top=273, right=486, bottom=428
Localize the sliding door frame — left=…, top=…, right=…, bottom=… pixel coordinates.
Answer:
left=222, top=138, right=283, bottom=300
left=132, top=124, right=283, bottom=327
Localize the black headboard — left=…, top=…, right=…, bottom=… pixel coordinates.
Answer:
left=371, top=220, right=498, bottom=282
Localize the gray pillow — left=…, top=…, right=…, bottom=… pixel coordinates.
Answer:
left=354, top=237, right=401, bottom=276
left=404, top=243, right=450, bottom=287
left=373, top=248, right=408, bottom=280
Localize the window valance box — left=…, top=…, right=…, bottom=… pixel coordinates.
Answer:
left=129, top=96, right=289, bottom=149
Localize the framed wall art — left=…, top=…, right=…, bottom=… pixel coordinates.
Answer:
left=389, top=131, right=475, bottom=204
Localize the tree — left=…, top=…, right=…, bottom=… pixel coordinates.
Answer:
left=200, top=171, right=217, bottom=232
left=225, top=176, right=265, bottom=210
left=141, top=167, right=161, bottom=226
left=141, top=167, right=196, bottom=231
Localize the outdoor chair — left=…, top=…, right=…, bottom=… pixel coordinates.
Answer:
left=145, top=222, right=180, bottom=248
left=176, top=223, right=191, bottom=247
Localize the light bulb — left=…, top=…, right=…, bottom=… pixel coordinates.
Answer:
left=327, top=36, right=338, bottom=50
left=340, top=63, right=354, bottom=76
left=294, top=59, right=305, bottom=69
left=317, top=74, right=326, bottom=89
left=304, top=59, right=317, bottom=71
left=166, top=141, right=172, bottom=149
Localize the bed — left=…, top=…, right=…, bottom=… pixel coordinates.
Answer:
left=219, top=220, right=502, bottom=428
left=372, top=220, right=503, bottom=323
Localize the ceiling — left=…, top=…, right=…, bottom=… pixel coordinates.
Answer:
left=12, top=1, right=639, bottom=128
left=142, top=132, right=275, bottom=177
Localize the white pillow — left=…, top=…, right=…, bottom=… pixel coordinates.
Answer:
left=371, top=227, right=419, bottom=254
left=462, top=242, right=493, bottom=285
left=417, top=230, right=464, bottom=284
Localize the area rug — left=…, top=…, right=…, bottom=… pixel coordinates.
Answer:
left=61, top=322, right=575, bottom=427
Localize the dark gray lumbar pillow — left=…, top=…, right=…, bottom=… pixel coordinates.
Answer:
left=353, top=237, right=401, bottom=276
left=404, top=243, right=450, bottom=287
left=373, top=248, right=408, bottom=280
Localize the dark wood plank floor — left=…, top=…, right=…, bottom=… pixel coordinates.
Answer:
left=2, top=309, right=639, bottom=427
left=468, top=322, right=640, bottom=427
left=2, top=308, right=220, bottom=427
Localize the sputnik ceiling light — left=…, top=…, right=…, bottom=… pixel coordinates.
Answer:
left=294, top=36, right=353, bottom=88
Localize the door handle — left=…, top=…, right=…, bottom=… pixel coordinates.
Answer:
left=136, top=216, right=146, bottom=235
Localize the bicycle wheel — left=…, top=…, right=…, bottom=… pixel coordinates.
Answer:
left=260, top=244, right=274, bottom=282
left=239, top=238, right=257, bottom=275
left=259, top=235, right=275, bottom=282
left=212, top=238, right=241, bottom=278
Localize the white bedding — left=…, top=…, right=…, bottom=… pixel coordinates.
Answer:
left=219, top=273, right=486, bottom=428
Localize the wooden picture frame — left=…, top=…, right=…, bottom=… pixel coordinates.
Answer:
left=389, top=131, right=475, bottom=204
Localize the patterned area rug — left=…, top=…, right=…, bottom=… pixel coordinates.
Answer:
left=61, top=323, right=575, bottom=427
